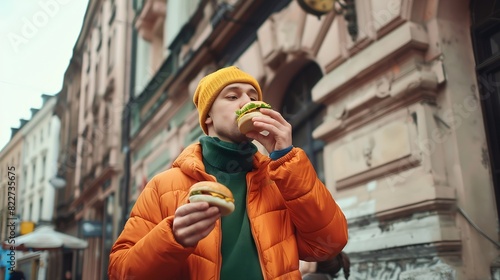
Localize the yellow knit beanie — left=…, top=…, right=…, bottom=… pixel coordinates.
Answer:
left=193, top=66, right=263, bottom=134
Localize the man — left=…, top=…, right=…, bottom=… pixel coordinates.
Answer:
left=109, top=66, right=348, bottom=279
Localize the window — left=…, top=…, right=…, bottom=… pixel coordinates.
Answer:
left=109, top=0, right=116, bottom=24
left=29, top=202, right=33, bottom=221
left=107, top=30, right=114, bottom=73
left=32, top=162, right=36, bottom=187
left=41, top=156, right=46, bottom=180
left=471, top=0, right=500, bottom=223
left=134, top=36, right=152, bottom=96
left=85, top=45, right=91, bottom=73
left=281, top=62, right=326, bottom=182
left=134, top=0, right=145, bottom=12
left=96, top=17, right=102, bottom=51
left=165, top=0, right=200, bottom=48
left=23, top=169, right=27, bottom=192
left=95, top=64, right=100, bottom=96
left=39, top=198, right=43, bottom=221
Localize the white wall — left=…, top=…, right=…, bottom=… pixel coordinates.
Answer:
left=19, top=97, right=59, bottom=225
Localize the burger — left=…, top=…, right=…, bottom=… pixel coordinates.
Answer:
left=188, top=181, right=235, bottom=216
left=236, top=101, right=272, bottom=134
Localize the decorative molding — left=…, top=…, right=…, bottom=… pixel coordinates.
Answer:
left=331, top=121, right=414, bottom=184
left=312, top=21, right=429, bottom=103
left=371, top=0, right=413, bottom=38
left=313, top=59, right=441, bottom=142
left=345, top=211, right=460, bottom=254
left=134, top=0, right=166, bottom=42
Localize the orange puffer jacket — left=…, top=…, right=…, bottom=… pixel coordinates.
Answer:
left=109, top=143, right=348, bottom=280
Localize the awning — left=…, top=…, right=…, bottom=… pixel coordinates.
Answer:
left=2, top=225, right=88, bottom=251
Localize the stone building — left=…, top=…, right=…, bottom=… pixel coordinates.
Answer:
left=18, top=95, right=59, bottom=237
left=52, top=0, right=135, bottom=278
left=0, top=119, right=24, bottom=280
left=0, top=94, right=60, bottom=280
left=124, top=0, right=499, bottom=279
left=52, top=55, right=83, bottom=280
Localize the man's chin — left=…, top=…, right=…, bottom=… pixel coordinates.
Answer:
left=235, top=134, right=253, bottom=144
left=212, top=130, right=251, bottom=144
left=230, top=129, right=253, bottom=143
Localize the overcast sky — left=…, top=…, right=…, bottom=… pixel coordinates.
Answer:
left=0, top=0, right=89, bottom=151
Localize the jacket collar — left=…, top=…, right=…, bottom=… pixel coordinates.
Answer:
left=172, top=142, right=271, bottom=181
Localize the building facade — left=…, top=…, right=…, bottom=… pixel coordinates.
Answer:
left=0, top=121, right=24, bottom=280
left=56, top=0, right=135, bottom=279
left=18, top=95, right=60, bottom=280
left=0, top=94, right=60, bottom=280
left=52, top=55, right=83, bottom=280
left=0, top=128, right=24, bottom=243
left=19, top=95, right=59, bottom=228
left=124, top=0, right=499, bottom=279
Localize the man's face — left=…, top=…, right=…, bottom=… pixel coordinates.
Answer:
left=205, top=82, right=259, bottom=143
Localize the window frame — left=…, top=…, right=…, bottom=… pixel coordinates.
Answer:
left=470, top=1, right=500, bottom=223
left=280, top=62, right=326, bottom=182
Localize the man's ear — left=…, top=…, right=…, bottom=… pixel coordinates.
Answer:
left=205, top=114, right=213, bottom=125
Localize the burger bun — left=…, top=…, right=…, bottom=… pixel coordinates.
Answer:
left=238, top=111, right=265, bottom=134
left=188, top=181, right=235, bottom=216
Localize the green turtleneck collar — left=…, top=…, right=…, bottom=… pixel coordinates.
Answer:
left=199, top=136, right=257, bottom=173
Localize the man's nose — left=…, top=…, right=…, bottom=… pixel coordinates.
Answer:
left=239, top=94, right=252, bottom=106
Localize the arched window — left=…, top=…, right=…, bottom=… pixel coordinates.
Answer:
left=281, top=63, right=326, bottom=182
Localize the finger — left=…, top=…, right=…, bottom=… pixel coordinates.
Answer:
left=252, top=120, right=290, bottom=142
left=259, top=108, right=289, bottom=126
left=198, top=218, right=219, bottom=239
left=253, top=113, right=292, bottom=134
left=250, top=119, right=292, bottom=151
left=252, top=119, right=284, bottom=135
left=175, top=201, right=210, bottom=217
left=175, top=204, right=219, bottom=225
left=173, top=204, right=219, bottom=243
left=180, top=213, right=219, bottom=240
left=246, top=132, right=275, bottom=154
left=246, top=131, right=267, bottom=145
left=181, top=220, right=217, bottom=247
left=174, top=209, right=221, bottom=247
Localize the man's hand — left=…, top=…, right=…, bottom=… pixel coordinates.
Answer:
left=245, top=108, right=292, bottom=154
left=173, top=202, right=221, bottom=247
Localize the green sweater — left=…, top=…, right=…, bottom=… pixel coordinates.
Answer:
left=200, top=137, right=263, bottom=280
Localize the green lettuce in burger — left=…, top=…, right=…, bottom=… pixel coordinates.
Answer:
left=235, top=101, right=272, bottom=134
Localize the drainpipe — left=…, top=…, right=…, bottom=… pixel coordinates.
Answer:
left=121, top=2, right=138, bottom=231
